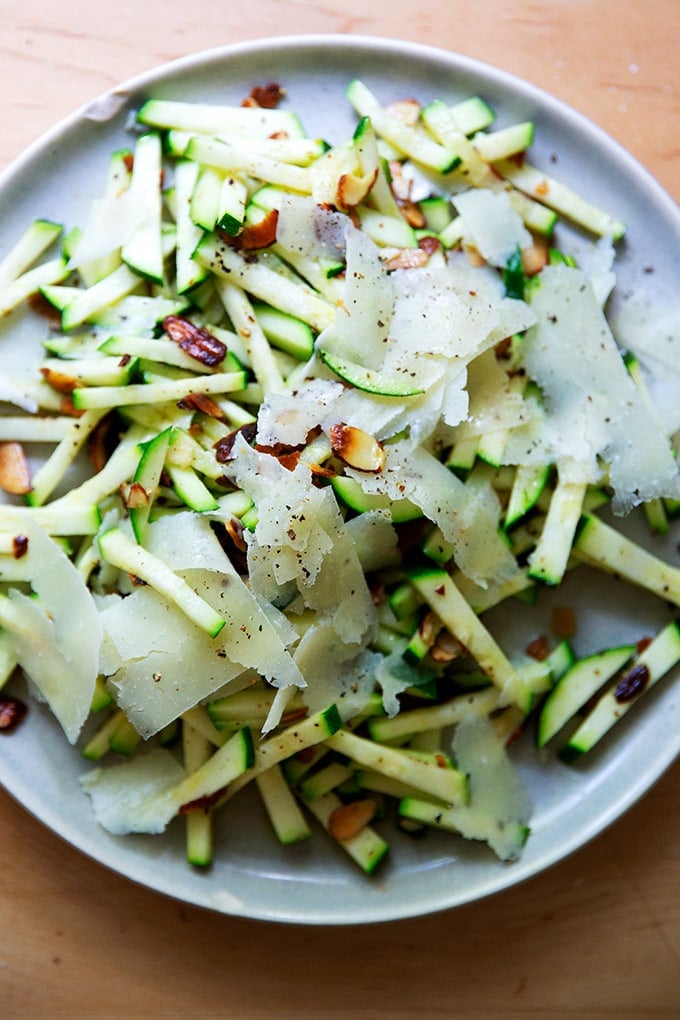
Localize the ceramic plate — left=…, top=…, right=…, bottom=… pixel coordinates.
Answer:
left=1, top=35, right=678, bottom=924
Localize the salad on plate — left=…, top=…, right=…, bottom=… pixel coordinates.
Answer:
left=0, top=75, right=678, bottom=877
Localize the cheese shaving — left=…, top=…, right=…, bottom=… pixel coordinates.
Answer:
left=0, top=513, right=101, bottom=743
left=522, top=265, right=680, bottom=512
left=454, top=188, right=532, bottom=266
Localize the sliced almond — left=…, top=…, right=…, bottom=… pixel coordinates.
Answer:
left=59, top=396, right=85, bottom=418
left=385, top=247, right=430, bottom=271
left=522, top=237, right=549, bottom=276
left=309, top=462, right=337, bottom=480
left=463, top=245, right=486, bottom=268
left=329, top=423, right=386, bottom=473
left=163, top=315, right=227, bottom=366
left=221, top=208, right=279, bottom=251
left=386, top=99, right=421, bottom=125
left=418, top=609, right=440, bottom=647
left=255, top=441, right=302, bottom=472
left=525, top=634, right=550, bottom=661
left=494, top=336, right=514, bottom=361
left=388, top=161, right=412, bottom=202
left=177, top=392, right=226, bottom=419
left=122, top=481, right=150, bottom=509
left=328, top=798, right=377, bottom=841
left=0, top=441, right=32, bottom=495
left=40, top=365, right=78, bottom=395
left=28, top=292, right=63, bottom=329
left=336, top=168, right=378, bottom=210
left=244, top=82, right=285, bottom=109
left=213, top=422, right=258, bottom=464
left=224, top=516, right=247, bottom=552
left=397, top=198, right=426, bottom=229
left=430, top=629, right=464, bottom=664
left=12, top=534, right=29, bottom=559
left=418, top=235, right=442, bottom=257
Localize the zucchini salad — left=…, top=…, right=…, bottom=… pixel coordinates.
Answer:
left=0, top=78, right=678, bottom=876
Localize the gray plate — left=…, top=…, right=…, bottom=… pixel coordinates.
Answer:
left=0, top=35, right=678, bottom=925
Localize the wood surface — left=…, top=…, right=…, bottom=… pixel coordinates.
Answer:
left=0, top=2, right=678, bottom=1017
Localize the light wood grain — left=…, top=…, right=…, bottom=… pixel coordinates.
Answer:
left=1, top=2, right=678, bottom=200
left=1, top=2, right=679, bottom=1017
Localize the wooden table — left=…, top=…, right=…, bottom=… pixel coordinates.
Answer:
left=1, top=3, right=678, bottom=1016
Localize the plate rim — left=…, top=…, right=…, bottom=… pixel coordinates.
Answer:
left=0, top=32, right=678, bottom=925
left=2, top=32, right=678, bottom=216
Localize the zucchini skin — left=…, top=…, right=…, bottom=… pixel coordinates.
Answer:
left=536, top=645, right=635, bottom=748
left=560, top=621, right=680, bottom=760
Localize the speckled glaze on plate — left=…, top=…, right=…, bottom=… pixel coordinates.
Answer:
left=0, top=34, right=678, bottom=925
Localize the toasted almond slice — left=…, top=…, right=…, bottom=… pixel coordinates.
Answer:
left=88, top=415, right=114, bottom=473
left=430, top=629, right=465, bottom=664
left=224, top=516, right=247, bottom=552
left=418, top=609, right=440, bottom=646
left=386, top=99, right=421, bottom=125
left=329, top=423, right=386, bottom=473
left=385, top=247, right=430, bottom=271
left=336, top=168, right=378, bottom=211
left=464, top=245, right=486, bottom=267
left=223, top=208, right=279, bottom=251
left=244, top=82, right=285, bottom=109
left=28, top=292, right=63, bottom=329
left=0, top=441, right=32, bottom=495
left=122, top=481, right=151, bottom=509
left=397, top=199, right=426, bottom=229
left=328, top=798, right=377, bottom=841
left=522, top=237, right=549, bottom=276
left=388, top=161, right=412, bottom=202
left=163, top=315, right=227, bottom=367
left=59, top=396, right=85, bottom=418
left=177, top=392, right=226, bottom=419
left=40, top=365, right=78, bottom=395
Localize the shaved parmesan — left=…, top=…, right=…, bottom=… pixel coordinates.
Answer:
left=319, top=224, right=393, bottom=369
left=99, top=587, right=248, bottom=737
left=227, top=437, right=376, bottom=644
left=0, top=514, right=101, bottom=743
left=575, top=235, right=617, bottom=306
left=345, top=510, right=400, bottom=573
left=523, top=266, right=680, bottom=512
left=389, top=264, right=500, bottom=363
left=0, top=378, right=39, bottom=414
left=98, top=513, right=304, bottom=736
left=462, top=349, right=529, bottom=435
left=80, top=747, right=185, bottom=835
left=375, top=646, right=434, bottom=717
left=611, top=295, right=680, bottom=438
left=67, top=189, right=146, bottom=270
left=348, top=442, right=519, bottom=587
left=294, top=621, right=379, bottom=720
left=256, top=380, right=342, bottom=448
left=449, top=715, right=531, bottom=860
left=275, top=194, right=349, bottom=261
left=184, top=568, right=305, bottom=691
left=454, top=188, right=532, bottom=267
